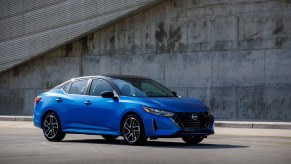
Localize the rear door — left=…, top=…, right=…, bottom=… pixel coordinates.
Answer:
left=55, top=79, right=89, bottom=130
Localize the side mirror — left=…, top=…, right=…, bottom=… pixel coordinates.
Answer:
left=101, top=91, right=115, bottom=98
left=172, top=91, right=177, bottom=97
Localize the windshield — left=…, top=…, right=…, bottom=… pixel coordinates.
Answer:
left=112, top=78, right=175, bottom=97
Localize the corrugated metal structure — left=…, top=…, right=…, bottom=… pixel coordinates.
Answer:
left=0, top=0, right=163, bottom=72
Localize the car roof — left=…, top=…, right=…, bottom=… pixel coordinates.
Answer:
left=102, top=74, right=150, bottom=80
left=71, top=74, right=150, bottom=81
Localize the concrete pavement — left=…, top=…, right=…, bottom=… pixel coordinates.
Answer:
left=1, top=121, right=291, bottom=138
left=1, top=115, right=291, bottom=129
left=1, top=121, right=291, bottom=164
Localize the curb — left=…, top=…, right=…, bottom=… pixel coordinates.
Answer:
left=215, top=121, right=291, bottom=129
left=0, top=116, right=33, bottom=122
left=1, top=116, right=291, bottom=129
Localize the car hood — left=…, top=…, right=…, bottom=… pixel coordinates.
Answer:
left=127, top=96, right=208, bottom=113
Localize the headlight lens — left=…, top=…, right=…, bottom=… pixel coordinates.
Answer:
left=142, top=106, right=174, bottom=117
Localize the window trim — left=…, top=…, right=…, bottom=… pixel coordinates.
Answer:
left=62, top=81, right=72, bottom=94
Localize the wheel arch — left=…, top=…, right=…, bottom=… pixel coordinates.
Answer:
left=119, top=111, right=144, bottom=135
left=40, top=109, right=59, bottom=129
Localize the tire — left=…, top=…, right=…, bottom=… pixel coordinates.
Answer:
left=102, top=135, right=118, bottom=141
left=182, top=136, right=204, bottom=144
left=42, top=112, right=66, bottom=142
left=122, top=114, right=147, bottom=145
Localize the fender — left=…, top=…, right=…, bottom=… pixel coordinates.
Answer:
left=40, top=106, right=62, bottom=128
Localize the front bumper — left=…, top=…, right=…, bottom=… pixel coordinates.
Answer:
left=143, top=114, right=215, bottom=138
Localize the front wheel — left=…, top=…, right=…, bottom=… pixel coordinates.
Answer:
left=42, top=112, right=66, bottom=142
left=182, top=136, right=204, bottom=144
left=122, top=114, right=147, bottom=145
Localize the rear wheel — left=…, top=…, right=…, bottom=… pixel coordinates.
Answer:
left=182, top=136, right=204, bottom=144
left=42, top=112, right=66, bottom=142
left=122, top=114, right=147, bottom=145
left=102, top=135, right=118, bottom=141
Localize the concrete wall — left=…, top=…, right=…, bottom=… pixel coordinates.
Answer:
left=0, top=0, right=162, bottom=72
left=0, top=0, right=291, bottom=121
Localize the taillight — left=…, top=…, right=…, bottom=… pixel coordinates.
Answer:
left=34, top=97, right=41, bottom=104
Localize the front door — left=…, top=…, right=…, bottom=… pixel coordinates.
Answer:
left=83, top=79, right=119, bottom=132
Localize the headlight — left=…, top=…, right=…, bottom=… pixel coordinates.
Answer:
left=142, top=106, right=174, bottom=117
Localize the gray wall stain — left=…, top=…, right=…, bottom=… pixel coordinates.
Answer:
left=155, top=22, right=183, bottom=53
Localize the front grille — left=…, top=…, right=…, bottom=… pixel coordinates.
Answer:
left=173, top=112, right=210, bottom=129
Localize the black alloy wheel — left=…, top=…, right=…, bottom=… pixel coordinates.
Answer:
left=122, top=114, right=147, bottom=145
left=42, top=112, right=66, bottom=141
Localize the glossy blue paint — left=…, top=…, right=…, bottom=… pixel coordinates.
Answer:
left=33, top=75, right=214, bottom=140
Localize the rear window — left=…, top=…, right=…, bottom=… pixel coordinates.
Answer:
left=69, top=79, right=88, bottom=95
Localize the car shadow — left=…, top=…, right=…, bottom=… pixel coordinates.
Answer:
left=62, top=139, right=249, bottom=149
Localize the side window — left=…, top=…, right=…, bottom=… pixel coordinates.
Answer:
left=89, top=79, right=113, bottom=96
left=63, top=82, right=72, bottom=93
left=69, top=79, right=88, bottom=95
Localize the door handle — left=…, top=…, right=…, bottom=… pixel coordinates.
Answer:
left=56, top=98, right=62, bottom=102
left=84, top=101, right=92, bottom=105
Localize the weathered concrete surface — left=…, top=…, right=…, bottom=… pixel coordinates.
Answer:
left=0, top=0, right=164, bottom=72
left=0, top=0, right=291, bottom=121
left=1, top=125, right=291, bottom=164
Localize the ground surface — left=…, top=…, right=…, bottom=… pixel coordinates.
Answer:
left=1, top=121, right=291, bottom=164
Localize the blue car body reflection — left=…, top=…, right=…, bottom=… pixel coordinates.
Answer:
left=33, top=75, right=214, bottom=144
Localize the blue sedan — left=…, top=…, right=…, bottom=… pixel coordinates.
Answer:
left=33, top=75, right=214, bottom=145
